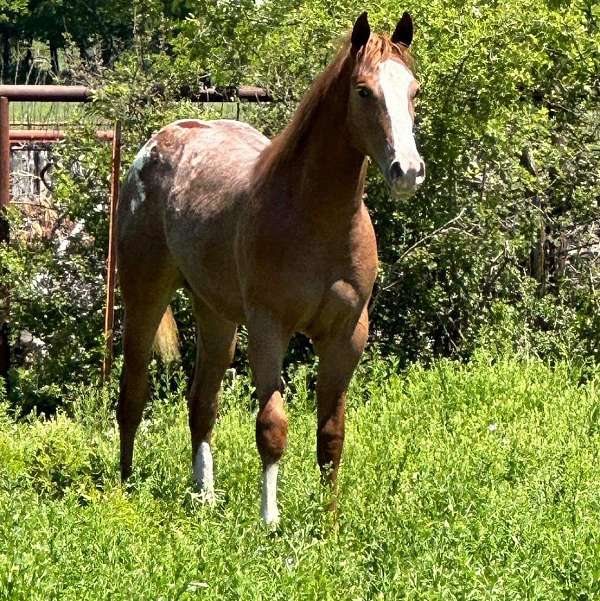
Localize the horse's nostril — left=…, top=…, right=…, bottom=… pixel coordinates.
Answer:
left=390, top=161, right=404, bottom=180
left=417, top=162, right=425, bottom=178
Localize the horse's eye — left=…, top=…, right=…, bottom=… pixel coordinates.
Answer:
left=357, top=87, right=372, bottom=98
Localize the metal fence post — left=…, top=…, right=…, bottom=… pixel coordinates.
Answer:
left=102, top=120, right=122, bottom=381
left=0, top=96, right=10, bottom=390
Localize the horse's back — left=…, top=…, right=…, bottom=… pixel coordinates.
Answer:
left=119, top=118, right=267, bottom=223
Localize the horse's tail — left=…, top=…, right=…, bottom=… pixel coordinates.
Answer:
left=153, top=305, right=181, bottom=363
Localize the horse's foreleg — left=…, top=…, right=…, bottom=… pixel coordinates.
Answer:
left=315, top=309, right=369, bottom=487
left=247, top=312, right=290, bottom=525
left=188, top=297, right=237, bottom=501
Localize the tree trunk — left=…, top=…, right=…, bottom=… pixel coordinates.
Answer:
left=49, top=40, right=59, bottom=75
left=529, top=195, right=546, bottom=297
left=1, top=33, right=10, bottom=83
left=133, top=2, right=145, bottom=71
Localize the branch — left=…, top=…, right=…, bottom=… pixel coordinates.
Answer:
left=369, top=208, right=467, bottom=314
left=11, top=201, right=58, bottom=211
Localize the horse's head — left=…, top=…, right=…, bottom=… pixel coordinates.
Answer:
left=347, top=12, right=425, bottom=198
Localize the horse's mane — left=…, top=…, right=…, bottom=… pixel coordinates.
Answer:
left=253, top=32, right=413, bottom=185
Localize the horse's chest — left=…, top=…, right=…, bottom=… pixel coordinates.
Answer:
left=320, top=278, right=362, bottom=317
left=282, top=275, right=366, bottom=341
left=242, top=207, right=377, bottom=332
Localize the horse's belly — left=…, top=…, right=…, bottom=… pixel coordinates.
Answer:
left=189, top=278, right=245, bottom=324
left=167, top=220, right=245, bottom=322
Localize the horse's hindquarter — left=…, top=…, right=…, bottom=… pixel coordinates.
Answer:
left=161, top=120, right=269, bottom=321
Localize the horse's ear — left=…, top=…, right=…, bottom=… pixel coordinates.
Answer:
left=391, top=12, right=413, bottom=47
left=351, top=12, right=370, bottom=53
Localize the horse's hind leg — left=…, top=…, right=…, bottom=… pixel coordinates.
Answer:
left=188, top=295, right=237, bottom=500
left=314, top=309, right=369, bottom=487
left=117, top=266, right=180, bottom=482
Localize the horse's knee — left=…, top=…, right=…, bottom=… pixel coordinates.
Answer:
left=209, top=343, right=236, bottom=370
left=256, top=394, right=288, bottom=464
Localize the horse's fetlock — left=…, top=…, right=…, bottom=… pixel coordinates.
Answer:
left=317, top=419, right=345, bottom=468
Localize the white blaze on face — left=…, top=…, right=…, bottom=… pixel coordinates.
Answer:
left=193, top=441, right=215, bottom=503
left=378, top=59, right=422, bottom=178
left=261, top=462, right=279, bottom=525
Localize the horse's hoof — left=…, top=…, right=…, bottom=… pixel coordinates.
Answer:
left=199, top=488, right=216, bottom=505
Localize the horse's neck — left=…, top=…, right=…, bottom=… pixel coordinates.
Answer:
left=293, top=101, right=366, bottom=217
left=272, top=83, right=367, bottom=221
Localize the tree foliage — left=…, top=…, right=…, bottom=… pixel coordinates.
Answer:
left=1, top=0, right=599, bottom=409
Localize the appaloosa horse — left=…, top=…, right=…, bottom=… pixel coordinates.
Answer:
left=116, top=11, right=425, bottom=523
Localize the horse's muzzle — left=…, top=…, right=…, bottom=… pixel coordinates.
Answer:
left=389, top=159, right=425, bottom=198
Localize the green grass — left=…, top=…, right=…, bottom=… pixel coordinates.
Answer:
left=2, top=354, right=600, bottom=600
left=8, top=102, right=80, bottom=128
